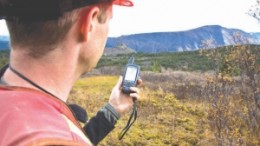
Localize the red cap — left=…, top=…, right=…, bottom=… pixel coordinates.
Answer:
left=113, top=0, right=133, bottom=7
left=0, top=0, right=134, bottom=21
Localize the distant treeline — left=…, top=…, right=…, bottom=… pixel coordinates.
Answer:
left=0, top=50, right=9, bottom=67
left=98, top=45, right=260, bottom=73
left=98, top=51, right=213, bottom=72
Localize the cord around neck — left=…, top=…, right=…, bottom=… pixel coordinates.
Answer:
left=9, top=65, right=57, bottom=98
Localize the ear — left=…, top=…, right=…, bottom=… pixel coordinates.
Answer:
left=79, top=6, right=100, bottom=42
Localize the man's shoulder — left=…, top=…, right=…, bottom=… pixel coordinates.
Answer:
left=0, top=86, right=64, bottom=117
left=0, top=85, right=66, bottom=119
left=0, top=86, right=92, bottom=146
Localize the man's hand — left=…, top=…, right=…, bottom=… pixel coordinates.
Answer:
left=109, top=76, right=142, bottom=115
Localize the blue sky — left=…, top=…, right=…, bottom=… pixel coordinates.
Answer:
left=0, top=0, right=259, bottom=37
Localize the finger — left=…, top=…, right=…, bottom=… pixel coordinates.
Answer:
left=115, top=76, right=123, bottom=89
left=130, top=87, right=139, bottom=94
left=137, top=79, right=142, bottom=86
left=130, top=93, right=139, bottom=100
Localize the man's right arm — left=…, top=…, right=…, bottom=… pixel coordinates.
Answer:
left=84, top=103, right=120, bottom=145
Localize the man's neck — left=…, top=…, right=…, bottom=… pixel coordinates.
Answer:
left=3, top=47, right=81, bottom=102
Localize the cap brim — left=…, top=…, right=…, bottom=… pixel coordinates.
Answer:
left=113, top=0, right=133, bottom=7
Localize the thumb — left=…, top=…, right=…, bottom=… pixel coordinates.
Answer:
left=115, top=76, right=123, bottom=89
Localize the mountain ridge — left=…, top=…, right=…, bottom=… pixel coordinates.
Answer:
left=1, top=25, right=260, bottom=52
left=0, top=36, right=9, bottom=50
left=106, top=25, right=260, bottom=53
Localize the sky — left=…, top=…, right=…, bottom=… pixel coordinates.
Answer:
left=0, top=0, right=259, bottom=37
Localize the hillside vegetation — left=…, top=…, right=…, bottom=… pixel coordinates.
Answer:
left=97, top=45, right=259, bottom=73
left=97, top=49, right=213, bottom=73
left=0, top=50, right=9, bottom=67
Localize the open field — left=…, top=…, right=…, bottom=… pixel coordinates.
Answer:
left=68, top=75, right=213, bottom=146
left=68, top=70, right=259, bottom=145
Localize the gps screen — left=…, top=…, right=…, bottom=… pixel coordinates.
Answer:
left=125, top=66, right=137, bottom=81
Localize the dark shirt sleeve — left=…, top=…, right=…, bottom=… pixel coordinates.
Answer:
left=84, top=103, right=120, bottom=145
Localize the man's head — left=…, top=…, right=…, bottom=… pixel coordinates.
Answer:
left=0, top=0, right=133, bottom=57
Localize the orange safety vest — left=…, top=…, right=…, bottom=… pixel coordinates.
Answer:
left=0, top=86, right=92, bottom=146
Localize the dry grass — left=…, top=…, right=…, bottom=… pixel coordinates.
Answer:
left=68, top=70, right=260, bottom=145
left=141, top=71, right=210, bottom=101
left=68, top=74, right=213, bottom=145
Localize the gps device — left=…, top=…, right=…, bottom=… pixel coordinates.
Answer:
left=122, top=57, right=140, bottom=94
left=119, top=57, right=140, bottom=140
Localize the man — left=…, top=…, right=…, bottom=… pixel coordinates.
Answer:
left=0, top=0, right=141, bottom=145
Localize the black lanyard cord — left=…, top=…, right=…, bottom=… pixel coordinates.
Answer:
left=9, top=65, right=57, bottom=98
left=119, top=99, right=138, bottom=140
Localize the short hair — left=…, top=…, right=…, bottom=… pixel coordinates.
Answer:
left=6, top=2, right=112, bottom=58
